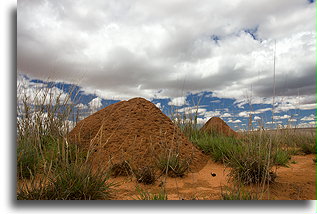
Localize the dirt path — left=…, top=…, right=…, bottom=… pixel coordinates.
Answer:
left=111, top=154, right=316, bottom=200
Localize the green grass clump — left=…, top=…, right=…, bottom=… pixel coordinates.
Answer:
left=272, top=149, right=291, bottom=167
left=299, top=142, right=316, bottom=154
left=17, top=164, right=114, bottom=200
left=221, top=185, right=258, bottom=200
left=225, top=142, right=273, bottom=184
left=16, top=80, right=116, bottom=200
left=17, top=142, right=40, bottom=179
left=157, top=153, right=189, bottom=178
left=269, top=131, right=316, bottom=155
left=190, top=131, right=276, bottom=185
left=134, top=186, right=167, bottom=200
left=190, top=131, right=241, bottom=163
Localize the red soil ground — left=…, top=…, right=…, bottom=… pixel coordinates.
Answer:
left=270, top=154, right=316, bottom=200
left=68, top=97, right=208, bottom=172
left=110, top=154, right=316, bottom=200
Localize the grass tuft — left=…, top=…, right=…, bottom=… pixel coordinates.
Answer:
left=134, top=186, right=167, bottom=200
left=110, top=161, right=133, bottom=177
left=17, top=164, right=114, bottom=200
left=190, top=131, right=240, bottom=163
left=272, top=149, right=291, bottom=167
left=135, top=166, right=156, bottom=185
left=299, top=142, right=316, bottom=154
left=17, top=142, right=40, bottom=179
left=157, top=153, right=189, bottom=178
left=221, top=185, right=258, bottom=200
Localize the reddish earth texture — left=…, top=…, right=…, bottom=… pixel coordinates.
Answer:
left=69, top=98, right=315, bottom=200
left=110, top=154, right=316, bottom=200
left=200, top=117, right=238, bottom=137
left=68, top=97, right=208, bottom=172
left=270, top=154, right=316, bottom=200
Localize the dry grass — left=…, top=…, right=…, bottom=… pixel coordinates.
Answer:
left=16, top=80, right=115, bottom=200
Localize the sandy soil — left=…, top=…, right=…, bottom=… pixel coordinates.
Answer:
left=269, top=154, right=316, bottom=200
left=110, top=154, right=316, bottom=200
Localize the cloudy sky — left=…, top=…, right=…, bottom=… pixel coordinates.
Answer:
left=17, top=0, right=316, bottom=130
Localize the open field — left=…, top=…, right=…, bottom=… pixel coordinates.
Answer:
left=246, top=128, right=316, bottom=136
left=16, top=93, right=316, bottom=200
left=16, top=0, right=316, bottom=207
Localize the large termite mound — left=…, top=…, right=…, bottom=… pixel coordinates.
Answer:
left=200, top=117, right=238, bottom=137
left=68, top=97, right=208, bottom=172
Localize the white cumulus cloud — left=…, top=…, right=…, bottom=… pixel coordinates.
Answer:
left=301, top=114, right=315, bottom=121
left=88, top=97, right=103, bottom=111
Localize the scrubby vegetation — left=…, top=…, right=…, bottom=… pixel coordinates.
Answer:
left=157, top=152, right=190, bottom=178
left=173, top=108, right=315, bottom=199
left=17, top=163, right=114, bottom=200
left=16, top=82, right=114, bottom=200
left=189, top=131, right=241, bottom=163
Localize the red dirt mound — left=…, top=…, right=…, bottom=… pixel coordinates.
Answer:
left=68, top=97, right=208, bottom=172
left=200, top=117, right=237, bottom=137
